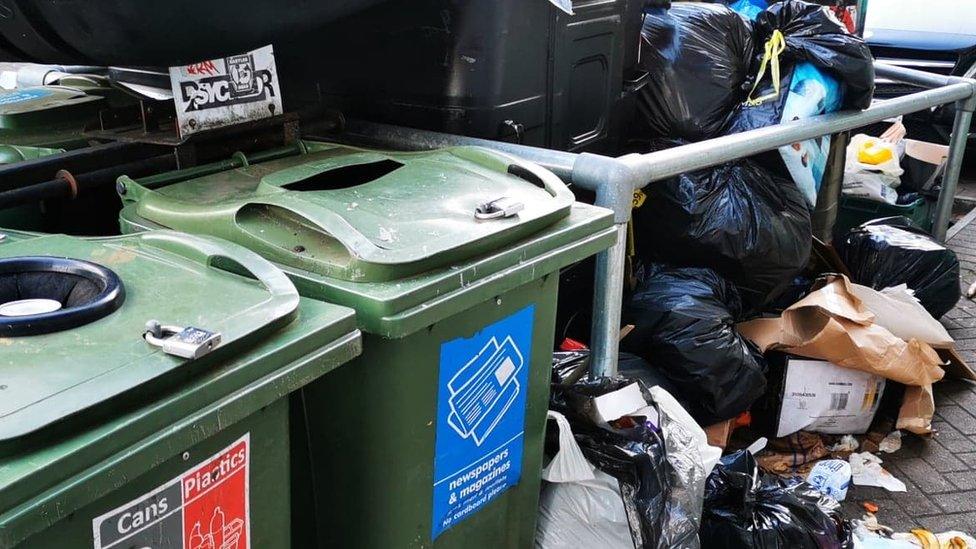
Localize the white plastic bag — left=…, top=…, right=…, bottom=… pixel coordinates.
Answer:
left=843, top=133, right=904, bottom=204
left=542, top=411, right=595, bottom=483
left=536, top=470, right=634, bottom=549
left=650, top=386, right=722, bottom=549
left=536, top=411, right=635, bottom=549
left=842, top=175, right=899, bottom=204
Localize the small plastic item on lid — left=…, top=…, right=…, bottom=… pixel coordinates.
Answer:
left=858, top=140, right=895, bottom=165
left=0, top=298, right=62, bottom=317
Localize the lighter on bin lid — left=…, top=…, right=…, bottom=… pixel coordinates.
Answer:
left=118, top=141, right=576, bottom=282
left=0, top=230, right=300, bottom=449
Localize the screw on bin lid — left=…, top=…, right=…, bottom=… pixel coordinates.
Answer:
left=0, top=298, right=62, bottom=317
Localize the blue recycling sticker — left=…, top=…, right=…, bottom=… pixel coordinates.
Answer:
left=431, top=305, right=534, bottom=539
left=0, top=88, right=53, bottom=106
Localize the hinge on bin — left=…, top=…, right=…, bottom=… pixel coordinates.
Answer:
left=500, top=120, right=525, bottom=144
left=475, top=197, right=524, bottom=220
left=144, top=320, right=222, bottom=359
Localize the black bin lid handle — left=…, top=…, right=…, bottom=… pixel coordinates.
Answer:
left=0, top=256, right=125, bottom=337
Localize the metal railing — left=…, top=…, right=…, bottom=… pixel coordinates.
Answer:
left=339, top=61, right=976, bottom=380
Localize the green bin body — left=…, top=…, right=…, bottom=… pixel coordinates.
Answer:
left=835, top=194, right=935, bottom=238
left=117, top=140, right=617, bottom=547
left=0, top=230, right=361, bottom=548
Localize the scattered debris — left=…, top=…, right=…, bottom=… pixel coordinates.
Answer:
left=830, top=435, right=860, bottom=454
left=849, top=452, right=907, bottom=492
left=756, top=431, right=828, bottom=476
left=879, top=431, right=903, bottom=454
left=806, top=459, right=852, bottom=501
left=859, top=513, right=895, bottom=537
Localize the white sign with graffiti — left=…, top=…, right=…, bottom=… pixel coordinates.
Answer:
left=169, top=44, right=283, bottom=138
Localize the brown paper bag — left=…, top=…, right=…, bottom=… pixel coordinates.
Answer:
left=897, top=384, right=935, bottom=435
left=737, top=276, right=944, bottom=387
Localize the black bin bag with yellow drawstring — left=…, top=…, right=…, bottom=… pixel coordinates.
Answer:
left=723, top=0, right=874, bottom=206
left=756, top=0, right=874, bottom=110
left=726, top=0, right=874, bottom=135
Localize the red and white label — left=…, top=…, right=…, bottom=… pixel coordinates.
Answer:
left=92, top=434, right=250, bottom=549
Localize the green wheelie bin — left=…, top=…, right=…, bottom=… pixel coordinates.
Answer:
left=116, top=140, right=618, bottom=547
left=0, top=77, right=129, bottom=231
left=0, top=81, right=109, bottom=152
left=0, top=229, right=361, bottom=548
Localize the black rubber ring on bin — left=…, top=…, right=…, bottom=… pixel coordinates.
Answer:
left=0, top=256, right=126, bottom=337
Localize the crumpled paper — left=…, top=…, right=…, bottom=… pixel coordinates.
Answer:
left=737, top=275, right=944, bottom=434
left=737, top=276, right=944, bottom=386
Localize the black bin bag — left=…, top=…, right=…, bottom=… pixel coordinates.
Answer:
left=620, top=264, right=767, bottom=425
left=756, top=0, right=874, bottom=111
left=838, top=216, right=961, bottom=319
left=637, top=3, right=754, bottom=141
left=550, top=378, right=672, bottom=548
left=723, top=0, right=874, bottom=196
left=632, top=157, right=813, bottom=310
left=728, top=0, right=874, bottom=133
left=701, top=450, right=853, bottom=549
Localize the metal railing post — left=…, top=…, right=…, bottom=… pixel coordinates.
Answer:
left=933, top=99, right=976, bottom=241
left=570, top=153, right=639, bottom=379
left=590, top=225, right=628, bottom=378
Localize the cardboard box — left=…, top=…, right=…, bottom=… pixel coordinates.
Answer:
left=755, top=354, right=885, bottom=438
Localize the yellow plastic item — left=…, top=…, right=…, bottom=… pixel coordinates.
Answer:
left=857, top=140, right=895, bottom=165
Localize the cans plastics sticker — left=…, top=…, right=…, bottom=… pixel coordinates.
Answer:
left=169, top=44, right=282, bottom=138
left=0, top=88, right=52, bottom=105
left=92, top=434, right=250, bottom=549
left=431, top=305, right=534, bottom=539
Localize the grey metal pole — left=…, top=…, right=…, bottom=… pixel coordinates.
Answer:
left=619, top=82, right=976, bottom=185
left=811, top=131, right=850, bottom=241
left=933, top=100, right=976, bottom=241
left=589, top=224, right=628, bottom=379
left=874, top=62, right=960, bottom=89
left=855, top=0, right=869, bottom=36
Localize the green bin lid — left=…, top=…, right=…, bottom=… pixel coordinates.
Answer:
left=122, top=201, right=617, bottom=338
left=0, top=230, right=300, bottom=452
left=118, top=141, right=577, bottom=282
left=0, top=85, right=104, bottom=148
